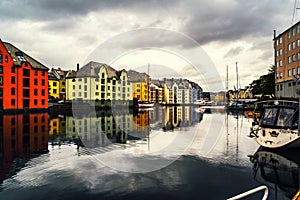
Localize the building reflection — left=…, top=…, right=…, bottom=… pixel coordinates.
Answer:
left=48, top=106, right=203, bottom=149
left=0, top=113, right=48, bottom=184
left=250, top=148, right=300, bottom=200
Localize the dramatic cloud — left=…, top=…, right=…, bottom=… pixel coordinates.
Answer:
left=0, top=0, right=296, bottom=91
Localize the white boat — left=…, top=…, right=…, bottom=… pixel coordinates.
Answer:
left=250, top=100, right=300, bottom=148
left=138, top=102, right=155, bottom=108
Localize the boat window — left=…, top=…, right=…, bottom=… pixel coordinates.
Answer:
left=261, top=108, right=277, bottom=126
left=276, top=108, right=295, bottom=127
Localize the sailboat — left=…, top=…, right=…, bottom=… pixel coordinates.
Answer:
left=138, top=64, right=154, bottom=108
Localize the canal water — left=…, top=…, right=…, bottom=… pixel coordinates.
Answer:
left=0, top=106, right=298, bottom=199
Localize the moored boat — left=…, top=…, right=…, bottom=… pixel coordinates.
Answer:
left=250, top=100, right=300, bottom=148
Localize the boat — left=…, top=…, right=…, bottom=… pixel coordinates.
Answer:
left=249, top=100, right=300, bottom=148
left=138, top=101, right=155, bottom=108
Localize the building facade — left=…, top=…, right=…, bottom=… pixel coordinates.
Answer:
left=127, top=70, right=150, bottom=102
left=274, top=21, right=300, bottom=98
left=0, top=40, right=48, bottom=110
left=66, top=61, right=132, bottom=106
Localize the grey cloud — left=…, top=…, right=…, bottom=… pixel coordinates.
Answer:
left=182, top=0, right=290, bottom=45
left=224, top=46, right=244, bottom=58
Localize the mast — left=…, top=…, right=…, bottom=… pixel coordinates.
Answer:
left=236, top=62, right=239, bottom=99
left=226, top=64, right=228, bottom=103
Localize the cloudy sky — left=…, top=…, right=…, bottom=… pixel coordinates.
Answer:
left=0, top=0, right=296, bottom=91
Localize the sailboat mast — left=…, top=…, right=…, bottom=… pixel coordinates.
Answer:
left=236, top=62, right=239, bottom=99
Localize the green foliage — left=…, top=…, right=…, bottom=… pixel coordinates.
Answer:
left=250, top=65, right=275, bottom=99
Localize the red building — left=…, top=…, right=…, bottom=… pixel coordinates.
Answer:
left=0, top=39, right=49, bottom=110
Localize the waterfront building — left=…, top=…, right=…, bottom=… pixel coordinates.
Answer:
left=190, top=81, right=202, bottom=103
left=274, top=21, right=300, bottom=98
left=48, top=68, right=68, bottom=100
left=66, top=61, right=132, bottom=106
left=162, top=79, right=174, bottom=104
left=150, top=80, right=164, bottom=103
left=127, top=70, right=150, bottom=102
left=0, top=39, right=49, bottom=110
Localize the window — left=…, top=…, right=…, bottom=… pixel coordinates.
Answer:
left=101, top=79, right=105, bottom=84
left=288, top=56, right=291, bottom=63
left=41, top=99, right=45, bottom=105
left=23, top=69, right=30, bottom=76
left=293, top=28, right=296, bottom=36
left=5, top=56, right=8, bottom=62
left=0, top=66, right=3, bottom=74
left=279, top=37, right=282, bottom=43
left=84, top=78, right=87, bottom=83
left=293, top=54, right=296, bottom=61
left=0, top=54, right=2, bottom=63
left=62, top=81, right=65, bottom=86
left=279, top=49, right=282, bottom=55
left=84, top=85, right=87, bottom=91
left=11, top=76, right=15, bottom=84
left=61, top=88, right=65, bottom=92
left=72, top=79, right=75, bottom=82
left=72, top=92, right=75, bottom=97
left=34, top=89, right=38, bottom=95
left=96, top=85, right=99, bottom=90
left=276, top=61, right=279, bottom=68
left=42, top=79, right=45, bottom=86
left=11, top=99, right=15, bottom=106
left=293, top=68, right=296, bottom=75
left=23, top=89, right=30, bottom=97
left=102, top=73, right=105, bottom=78
left=292, top=42, right=296, bottom=49
left=42, top=71, right=45, bottom=76
left=53, top=82, right=57, bottom=86
left=0, top=77, right=4, bottom=86
left=288, top=31, right=291, bottom=38
left=108, top=86, right=110, bottom=90
left=78, top=92, right=81, bottom=97
left=34, top=70, right=38, bottom=75
left=73, top=85, right=75, bottom=90
left=11, top=66, right=15, bottom=73
left=280, top=72, right=283, bottom=78
left=34, top=78, right=38, bottom=85
left=84, top=92, right=87, bottom=98
left=34, top=99, right=38, bottom=105
left=11, top=88, right=15, bottom=95
left=298, top=67, right=300, bottom=75
left=0, top=88, right=3, bottom=96
left=23, top=78, right=30, bottom=87
left=42, top=89, right=45, bottom=96
left=288, top=44, right=291, bottom=51
left=79, top=85, right=81, bottom=90
left=53, top=89, right=57, bottom=94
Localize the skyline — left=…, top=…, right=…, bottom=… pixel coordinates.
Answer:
left=0, top=0, right=296, bottom=91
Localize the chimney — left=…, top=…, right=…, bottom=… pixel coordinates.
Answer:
left=76, top=63, right=79, bottom=71
left=273, top=30, right=276, bottom=39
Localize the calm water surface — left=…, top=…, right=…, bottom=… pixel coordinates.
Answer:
left=0, top=106, right=298, bottom=199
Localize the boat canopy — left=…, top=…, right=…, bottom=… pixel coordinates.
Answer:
left=260, top=105, right=298, bottom=129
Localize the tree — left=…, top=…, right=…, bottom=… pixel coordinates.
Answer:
left=250, top=65, right=275, bottom=99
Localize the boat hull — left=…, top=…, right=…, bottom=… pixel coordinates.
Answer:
left=254, top=127, right=300, bottom=148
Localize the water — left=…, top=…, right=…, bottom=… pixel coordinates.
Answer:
left=0, top=106, right=298, bottom=199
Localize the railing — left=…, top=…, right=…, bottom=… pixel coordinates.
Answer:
left=227, top=185, right=268, bottom=200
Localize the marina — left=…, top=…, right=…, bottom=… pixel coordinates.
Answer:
left=0, top=105, right=298, bottom=199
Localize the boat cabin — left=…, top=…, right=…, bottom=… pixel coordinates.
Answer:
left=259, top=105, right=298, bottom=129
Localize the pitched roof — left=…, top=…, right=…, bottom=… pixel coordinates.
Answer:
left=67, top=61, right=119, bottom=79
left=3, top=42, right=48, bottom=70
left=127, top=69, right=148, bottom=82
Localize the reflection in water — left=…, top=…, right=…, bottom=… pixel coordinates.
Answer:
left=49, top=106, right=203, bottom=149
left=250, top=148, right=300, bottom=200
left=0, top=113, right=49, bottom=184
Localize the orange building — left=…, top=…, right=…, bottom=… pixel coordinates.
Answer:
left=274, top=22, right=300, bottom=98
left=0, top=39, right=49, bottom=110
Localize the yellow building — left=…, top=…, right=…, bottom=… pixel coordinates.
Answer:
left=48, top=68, right=68, bottom=100
left=127, top=70, right=150, bottom=102
left=48, top=79, right=60, bottom=99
